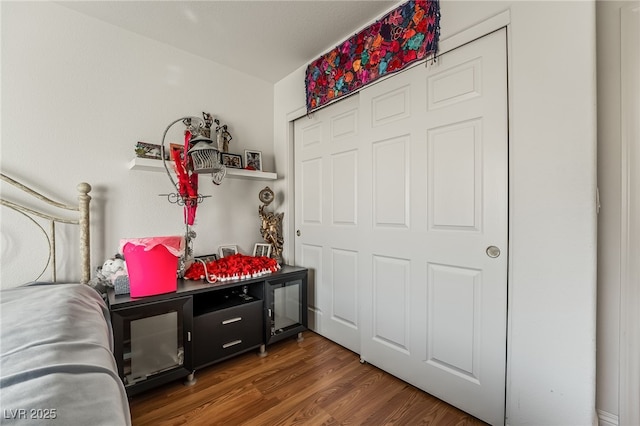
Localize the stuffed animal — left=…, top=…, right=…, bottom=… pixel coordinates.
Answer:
left=89, top=255, right=127, bottom=294
left=101, top=258, right=127, bottom=283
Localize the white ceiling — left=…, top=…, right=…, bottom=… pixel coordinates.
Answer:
left=57, top=1, right=398, bottom=83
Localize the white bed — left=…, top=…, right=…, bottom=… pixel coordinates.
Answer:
left=0, top=173, right=131, bottom=425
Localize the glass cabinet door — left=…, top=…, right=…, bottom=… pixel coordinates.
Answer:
left=273, top=282, right=300, bottom=331
left=265, top=273, right=307, bottom=345
left=111, top=296, right=193, bottom=395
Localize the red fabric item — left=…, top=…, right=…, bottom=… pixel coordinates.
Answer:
left=172, top=130, right=198, bottom=225
left=184, top=254, right=280, bottom=282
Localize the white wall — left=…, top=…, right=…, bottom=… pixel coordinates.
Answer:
left=275, top=1, right=597, bottom=424
left=1, top=1, right=274, bottom=280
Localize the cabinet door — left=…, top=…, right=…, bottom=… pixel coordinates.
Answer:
left=265, top=272, right=308, bottom=345
left=111, top=296, right=193, bottom=395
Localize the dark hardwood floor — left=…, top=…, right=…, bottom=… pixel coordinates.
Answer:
left=129, top=332, right=487, bottom=425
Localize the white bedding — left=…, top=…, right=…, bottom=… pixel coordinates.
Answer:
left=0, top=283, right=131, bottom=425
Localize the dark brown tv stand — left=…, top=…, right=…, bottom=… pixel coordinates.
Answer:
left=107, top=265, right=307, bottom=396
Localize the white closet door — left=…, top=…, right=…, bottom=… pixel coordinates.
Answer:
left=294, top=28, right=508, bottom=425
left=294, top=94, right=362, bottom=353
left=358, top=29, right=508, bottom=425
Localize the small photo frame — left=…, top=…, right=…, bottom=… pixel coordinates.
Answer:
left=169, top=143, right=185, bottom=162
left=221, top=153, right=243, bottom=169
left=195, top=253, right=218, bottom=263
left=244, top=150, right=263, bottom=171
left=253, top=243, right=272, bottom=257
left=219, top=245, right=238, bottom=258
left=135, top=141, right=165, bottom=160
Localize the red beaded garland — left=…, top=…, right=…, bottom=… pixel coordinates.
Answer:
left=184, top=254, right=280, bottom=282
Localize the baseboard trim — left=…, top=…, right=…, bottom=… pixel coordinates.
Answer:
left=597, top=409, right=619, bottom=426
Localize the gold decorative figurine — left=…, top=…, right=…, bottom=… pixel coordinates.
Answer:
left=258, top=187, right=284, bottom=263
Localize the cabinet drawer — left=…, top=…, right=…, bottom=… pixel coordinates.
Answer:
left=193, top=300, right=262, bottom=367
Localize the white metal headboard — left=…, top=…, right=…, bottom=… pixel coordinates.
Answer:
left=0, top=173, right=91, bottom=284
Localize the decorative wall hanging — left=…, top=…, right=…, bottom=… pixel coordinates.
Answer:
left=305, top=0, right=440, bottom=112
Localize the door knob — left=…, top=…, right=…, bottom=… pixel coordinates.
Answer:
left=486, top=246, right=501, bottom=258
left=296, top=230, right=301, bottom=236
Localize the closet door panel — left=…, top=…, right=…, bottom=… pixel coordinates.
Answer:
left=359, top=29, right=508, bottom=426
left=295, top=95, right=361, bottom=353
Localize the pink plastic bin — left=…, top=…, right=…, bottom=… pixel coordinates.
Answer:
left=120, top=236, right=184, bottom=297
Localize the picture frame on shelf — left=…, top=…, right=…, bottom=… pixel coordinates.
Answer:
left=135, top=141, right=165, bottom=160
left=221, top=153, right=243, bottom=169
left=194, top=253, right=218, bottom=263
left=253, top=243, right=272, bottom=257
left=169, top=143, right=185, bottom=162
left=245, top=150, right=262, bottom=171
left=219, top=245, right=238, bottom=258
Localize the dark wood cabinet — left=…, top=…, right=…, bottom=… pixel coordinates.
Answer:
left=108, top=265, right=307, bottom=395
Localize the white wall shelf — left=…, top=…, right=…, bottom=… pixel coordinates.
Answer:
left=128, top=157, right=277, bottom=180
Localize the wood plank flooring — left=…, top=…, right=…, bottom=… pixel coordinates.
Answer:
left=129, top=332, right=487, bottom=425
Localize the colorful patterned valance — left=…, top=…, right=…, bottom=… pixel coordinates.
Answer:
left=305, top=0, right=440, bottom=112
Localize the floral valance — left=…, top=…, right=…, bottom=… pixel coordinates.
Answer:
left=305, top=0, right=440, bottom=112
